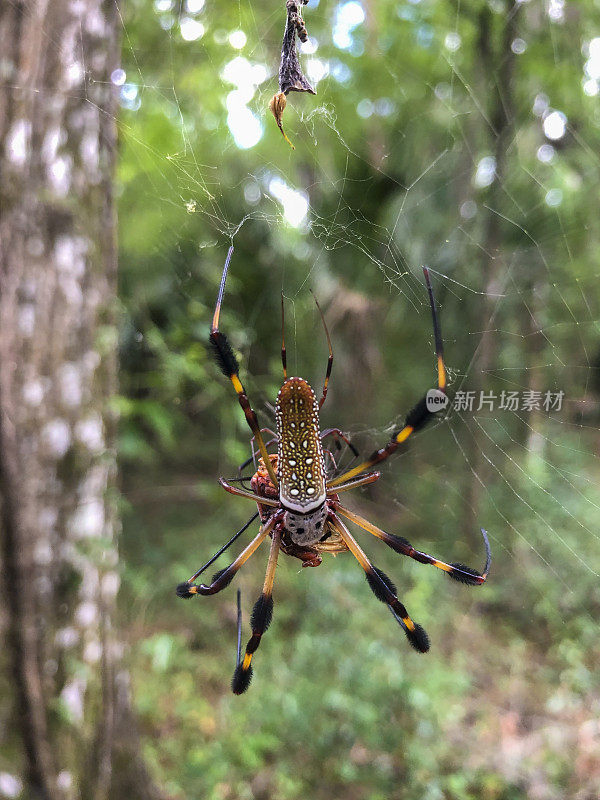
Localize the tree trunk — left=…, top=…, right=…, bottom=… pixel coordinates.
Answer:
left=0, top=2, right=160, bottom=798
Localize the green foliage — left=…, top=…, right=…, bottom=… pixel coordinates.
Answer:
left=117, top=0, right=600, bottom=797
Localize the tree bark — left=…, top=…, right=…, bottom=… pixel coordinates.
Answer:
left=0, top=2, right=160, bottom=798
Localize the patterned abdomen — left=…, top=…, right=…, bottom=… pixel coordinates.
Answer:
left=276, top=377, right=326, bottom=512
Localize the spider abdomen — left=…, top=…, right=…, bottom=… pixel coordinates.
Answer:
left=275, top=377, right=327, bottom=539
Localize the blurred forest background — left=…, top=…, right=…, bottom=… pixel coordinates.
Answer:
left=1, top=0, right=600, bottom=799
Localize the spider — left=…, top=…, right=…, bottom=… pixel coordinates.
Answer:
left=177, top=247, right=490, bottom=694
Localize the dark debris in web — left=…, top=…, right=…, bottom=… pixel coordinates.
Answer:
left=279, top=0, right=314, bottom=95
left=270, top=0, right=316, bottom=149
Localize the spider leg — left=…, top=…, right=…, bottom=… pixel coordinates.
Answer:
left=329, top=267, right=446, bottom=487
left=323, top=447, right=338, bottom=473
left=327, top=472, right=381, bottom=494
left=320, top=428, right=359, bottom=457
left=219, top=477, right=279, bottom=506
left=329, top=514, right=430, bottom=653
left=335, top=505, right=491, bottom=585
left=311, top=293, right=334, bottom=410
left=281, top=292, right=287, bottom=379
left=236, top=588, right=243, bottom=667
left=209, top=246, right=278, bottom=487
left=180, top=511, right=259, bottom=585
left=237, top=429, right=278, bottom=475
left=176, top=512, right=282, bottom=598
left=231, top=527, right=282, bottom=694
left=225, top=476, right=256, bottom=491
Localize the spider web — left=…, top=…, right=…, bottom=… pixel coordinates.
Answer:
left=4, top=0, right=600, bottom=794
left=116, top=4, right=599, bottom=528
left=69, top=0, right=600, bottom=793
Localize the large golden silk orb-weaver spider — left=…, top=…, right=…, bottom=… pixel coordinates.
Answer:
left=177, top=247, right=491, bottom=695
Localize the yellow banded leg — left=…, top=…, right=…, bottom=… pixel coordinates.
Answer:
left=330, top=515, right=430, bottom=653
left=176, top=511, right=260, bottom=592
left=176, top=514, right=280, bottom=598
left=231, top=528, right=282, bottom=694
left=335, top=506, right=491, bottom=585
left=219, top=477, right=279, bottom=507
left=329, top=268, right=447, bottom=488
left=281, top=293, right=287, bottom=378
left=209, top=247, right=278, bottom=487
left=423, top=267, right=446, bottom=391
left=326, top=471, right=380, bottom=495
left=311, top=293, right=334, bottom=410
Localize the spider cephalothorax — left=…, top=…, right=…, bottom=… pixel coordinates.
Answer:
left=176, top=246, right=491, bottom=694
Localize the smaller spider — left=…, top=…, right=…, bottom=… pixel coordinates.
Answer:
left=177, top=248, right=490, bottom=694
